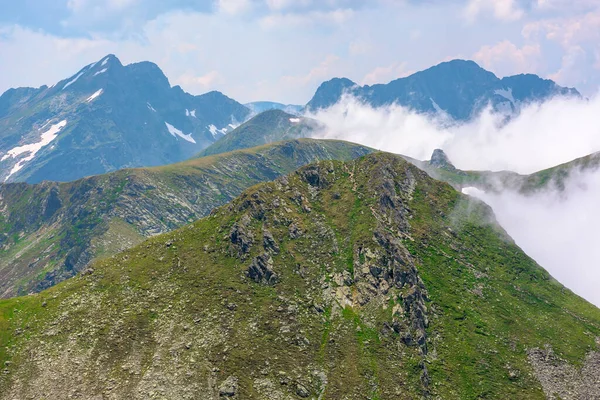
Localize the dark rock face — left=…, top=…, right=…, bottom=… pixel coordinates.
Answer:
left=43, top=187, right=62, bottom=218
left=262, top=229, right=279, bottom=254
left=429, top=149, right=454, bottom=169
left=247, top=253, right=278, bottom=285
left=428, top=148, right=466, bottom=176
left=230, top=215, right=254, bottom=257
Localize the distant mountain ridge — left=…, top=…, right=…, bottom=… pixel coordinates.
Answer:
left=306, top=59, right=580, bottom=120
left=0, top=54, right=250, bottom=183
left=199, top=109, right=321, bottom=157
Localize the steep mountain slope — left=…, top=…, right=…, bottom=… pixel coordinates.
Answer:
left=0, top=139, right=372, bottom=298
left=199, top=110, right=320, bottom=156
left=306, top=60, right=580, bottom=120
left=1, top=153, right=599, bottom=399
left=0, top=54, right=250, bottom=183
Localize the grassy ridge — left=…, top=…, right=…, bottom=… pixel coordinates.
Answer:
left=0, top=153, right=598, bottom=398
left=0, top=139, right=372, bottom=297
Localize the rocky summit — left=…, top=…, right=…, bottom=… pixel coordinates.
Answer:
left=0, top=152, right=599, bottom=399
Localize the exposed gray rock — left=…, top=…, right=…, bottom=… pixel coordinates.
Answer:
left=528, top=345, right=600, bottom=400
left=219, top=376, right=238, bottom=397
left=262, top=229, right=280, bottom=254
left=289, top=223, right=302, bottom=239
left=230, top=214, right=254, bottom=257
left=295, top=383, right=310, bottom=398
left=247, top=253, right=278, bottom=285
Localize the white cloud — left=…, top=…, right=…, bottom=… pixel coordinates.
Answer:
left=265, top=0, right=312, bottom=10
left=523, top=10, right=600, bottom=48
left=281, top=54, right=341, bottom=87
left=259, top=8, right=355, bottom=29
left=309, top=93, right=600, bottom=174
left=473, top=40, right=542, bottom=76
left=216, top=0, right=253, bottom=15
left=176, top=70, right=223, bottom=91
left=361, top=62, right=413, bottom=85
left=465, top=0, right=524, bottom=22
left=466, top=169, right=600, bottom=307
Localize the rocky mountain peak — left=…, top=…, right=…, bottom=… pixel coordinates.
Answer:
left=429, top=148, right=454, bottom=169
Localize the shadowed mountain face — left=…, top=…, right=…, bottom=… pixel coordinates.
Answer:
left=306, top=60, right=579, bottom=120
left=0, top=139, right=372, bottom=297
left=0, top=54, right=250, bottom=183
left=1, top=153, right=599, bottom=399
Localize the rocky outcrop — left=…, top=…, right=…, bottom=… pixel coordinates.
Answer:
left=247, top=253, right=278, bottom=285
left=528, top=345, right=600, bottom=399
left=230, top=215, right=254, bottom=257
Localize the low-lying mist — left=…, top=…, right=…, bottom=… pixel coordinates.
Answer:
left=309, top=94, right=600, bottom=174
left=308, top=95, right=600, bottom=306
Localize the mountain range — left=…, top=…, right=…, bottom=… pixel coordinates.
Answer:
left=306, top=59, right=580, bottom=120
left=1, top=56, right=580, bottom=184
left=0, top=55, right=250, bottom=183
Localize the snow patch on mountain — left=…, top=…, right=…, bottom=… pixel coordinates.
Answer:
left=147, top=103, right=157, bottom=112
left=63, top=72, right=85, bottom=90
left=208, top=124, right=229, bottom=137
left=190, top=110, right=196, bottom=118
left=185, top=109, right=190, bottom=117
left=94, top=68, right=108, bottom=76
left=86, top=89, right=103, bottom=102
left=2, top=120, right=67, bottom=181
left=165, top=122, right=196, bottom=144
left=101, top=57, right=109, bottom=67
left=289, top=118, right=300, bottom=123
left=430, top=98, right=444, bottom=114
left=87, top=60, right=99, bottom=70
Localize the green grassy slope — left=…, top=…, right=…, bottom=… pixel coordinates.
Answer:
left=199, top=109, right=320, bottom=157
left=0, top=139, right=372, bottom=298
left=0, top=153, right=598, bottom=399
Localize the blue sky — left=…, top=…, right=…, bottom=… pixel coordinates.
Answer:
left=0, top=0, right=599, bottom=103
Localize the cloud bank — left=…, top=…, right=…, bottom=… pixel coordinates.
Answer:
left=309, top=95, right=600, bottom=306
left=310, top=94, right=600, bottom=174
